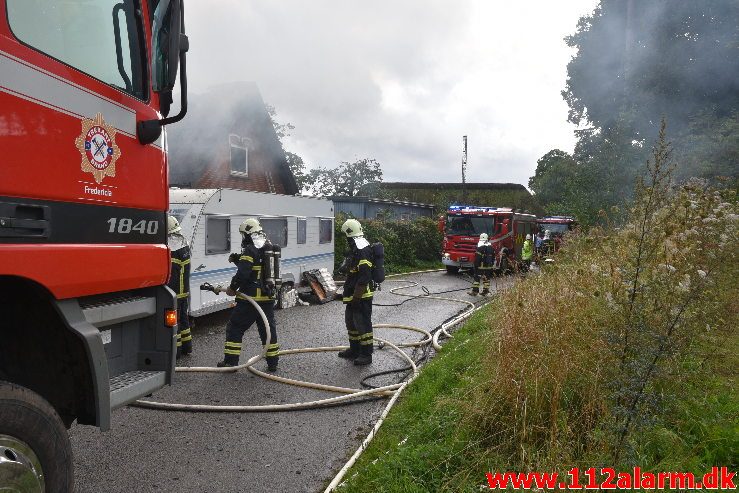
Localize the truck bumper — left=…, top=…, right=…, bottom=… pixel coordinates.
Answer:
left=442, top=257, right=474, bottom=269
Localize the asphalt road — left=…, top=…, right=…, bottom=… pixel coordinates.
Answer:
left=70, top=271, right=505, bottom=493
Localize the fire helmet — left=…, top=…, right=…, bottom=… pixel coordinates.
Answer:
left=239, top=218, right=263, bottom=235
left=341, top=218, right=364, bottom=238
left=526, top=234, right=532, bottom=241
left=479, top=233, right=489, bottom=242
left=167, top=215, right=181, bottom=234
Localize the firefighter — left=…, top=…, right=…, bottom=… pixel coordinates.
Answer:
left=521, top=233, right=534, bottom=271
left=217, top=218, right=279, bottom=371
left=469, top=233, right=495, bottom=296
left=542, top=229, right=555, bottom=256
left=337, top=218, right=374, bottom=366
left=167, top=216, right=193, bottom=357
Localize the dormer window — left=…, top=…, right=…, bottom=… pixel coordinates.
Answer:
left=229, top=134, right=248, bottom=177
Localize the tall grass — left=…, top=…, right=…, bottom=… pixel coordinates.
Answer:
left=464, top=126, right=738, bottom=471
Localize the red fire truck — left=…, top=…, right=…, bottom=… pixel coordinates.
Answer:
left=0, top=0, right=188, bottom=488
left=440, top=205, right=538, bottom=274
left=536, top=215, right=577, bottom=254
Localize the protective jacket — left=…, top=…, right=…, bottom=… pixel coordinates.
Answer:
left=167, top=234, right=191, bottom=299
left=521, top=239, right=533, bottom=261
left=342, top=245, right=374, bottom=303
left=229, top=241, right=276, bottom=302
left=474, top=243, right=495, bottom=270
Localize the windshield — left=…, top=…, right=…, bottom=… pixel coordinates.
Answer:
left=7, top=0, right=146, bottom=99
left=446, top=215, right=495, bottom=236
left=539, top=223, right=570, bottom=235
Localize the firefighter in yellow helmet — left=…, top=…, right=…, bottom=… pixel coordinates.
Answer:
left=167, top=216, right=193, bottom=357
left=338, top=218, right=374, bottom=365
left=217, top=218, right=279, bottom=371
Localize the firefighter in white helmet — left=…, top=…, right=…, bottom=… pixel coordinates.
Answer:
left=167, top=216, right=193, bottom=357
left=217, top=218, right=279, bottom=371
left=469, top=232, right=494, bottom=296
left=337, top=218, right=374, bottom=365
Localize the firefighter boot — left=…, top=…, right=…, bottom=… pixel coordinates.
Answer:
left=353, top=345, right=373, bottom=366
left=338, top=339, right=361, bottom=360
left=180, top=340, right=193, bottom=356
left=217, top=355, right=239, bottom=367
left=266, top=343, right=279, bottom=372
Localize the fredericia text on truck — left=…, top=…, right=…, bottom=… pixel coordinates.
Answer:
left=439, top=205, right=538, bottom=274
left=0, top=0, right=189, bottom=489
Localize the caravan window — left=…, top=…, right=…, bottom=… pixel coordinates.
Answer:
left=261, top=218, right=288, bottom=247
left=297, top=218, right=307, bottom=244
left=206, top=216, right=230, bottom=254
left=319, top=219, right=333, bottom=244
left=229, top=135, right=248, bottom=176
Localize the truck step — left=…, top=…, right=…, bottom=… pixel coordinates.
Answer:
left=109, top=370, right=166, bottom=409
left=81, top=295, right=156, bottom=328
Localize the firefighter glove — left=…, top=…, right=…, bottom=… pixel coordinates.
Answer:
left=228, top=252, right=240, bottom=264
left=351, top=283, right=368, bottom=305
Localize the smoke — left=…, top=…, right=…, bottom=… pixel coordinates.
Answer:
left=565, top=0, right=739, bottom=139
left=172, top=0, right=598, bottom=186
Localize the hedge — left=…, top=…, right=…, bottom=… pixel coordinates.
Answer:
left=334, top=213, right=443, bottom=273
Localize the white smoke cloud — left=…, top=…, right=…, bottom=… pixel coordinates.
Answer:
left=183, top=0, right=598, bottom=185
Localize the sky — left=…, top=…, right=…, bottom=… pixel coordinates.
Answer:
left=184, top=0, right=600, bottom=187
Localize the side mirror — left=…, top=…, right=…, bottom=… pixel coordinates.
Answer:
left=138, top=0, right=189, bottom=145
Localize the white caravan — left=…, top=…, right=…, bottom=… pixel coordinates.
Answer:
left=169, top=188, right=335, bottom=316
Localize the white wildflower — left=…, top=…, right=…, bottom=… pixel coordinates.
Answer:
left=678, top=274, right=691, bottom=292
left=697, top=270, right=707, bottom=278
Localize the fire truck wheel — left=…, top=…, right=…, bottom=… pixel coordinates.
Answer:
left=0, top=381, right=74, bottom=492
left=445, top=266, right=460, bottom=274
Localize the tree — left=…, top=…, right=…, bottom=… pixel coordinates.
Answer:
left=563, top=0, right=739, bottom=179
left=266, top=103, right=313, bottom=193
left=308, top=159, right=383, bottom=197
left=533, top=0, right=739, bottom=225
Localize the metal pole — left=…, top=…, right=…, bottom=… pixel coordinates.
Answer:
left=462, top=135, right=467, bottom=202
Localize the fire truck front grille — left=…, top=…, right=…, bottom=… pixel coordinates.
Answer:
left=454, top=243, right=477, bottom=252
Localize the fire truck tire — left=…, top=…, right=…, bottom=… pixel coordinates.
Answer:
left=0, top=381, right=74, bottom=493
left=445, top=266, right=459, bottom=274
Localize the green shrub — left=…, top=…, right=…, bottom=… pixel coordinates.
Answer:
left=334, top=214, right=443, bottom=273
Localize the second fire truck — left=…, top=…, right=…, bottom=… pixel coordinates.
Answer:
left=439, top=205, right=537, bottom=274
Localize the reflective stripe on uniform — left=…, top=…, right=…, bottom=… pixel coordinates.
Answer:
left=240, top=255, right=254, bottom=262
left=171, top=257, right=191, bottom=297
left=224, top=341, right=242, bottom=355
left=358, top=259, right=373, bottom=268
left=265, top=343, right=280, bottom=357
left=359, top=333, right=374, bottom=345
left=180, top=328, right=192, bottom=342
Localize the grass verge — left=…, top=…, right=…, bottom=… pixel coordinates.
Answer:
left=338, top=306, right=499, bottom=492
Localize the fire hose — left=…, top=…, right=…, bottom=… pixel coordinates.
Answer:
left=133, top=271, right=487, bottom=413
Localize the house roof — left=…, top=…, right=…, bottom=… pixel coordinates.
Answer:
left=167, top=81, right=298, bottom=195
left=330, top=196, right=435, bottom=209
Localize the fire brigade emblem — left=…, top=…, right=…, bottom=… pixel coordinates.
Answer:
left=75, top=113, right=121, bottom=184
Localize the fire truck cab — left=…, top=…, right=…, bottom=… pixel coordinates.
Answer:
left=536, top=215, right=577, bottom=254
left=0, top=0, right=189, bottom=489
left=440, top=205, right=537, bottom=274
